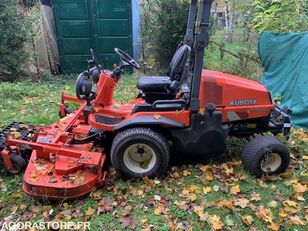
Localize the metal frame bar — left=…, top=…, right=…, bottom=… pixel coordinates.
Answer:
left=186, top=0, right=213, bottom=111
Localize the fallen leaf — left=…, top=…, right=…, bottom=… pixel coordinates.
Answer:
left=293, top=183, right=308, bottom=193
left=153, top=114, right=161, bottom=120
left=225, top=215, right=234, bottom=227
left=224, top=166, right=234, bottom=175
left=230, top=185, right=240, bottom=195
left=251, top=192, right=261, bottom=202
left=174, top=201, right=188, bottom=210
left=205, top=172, right=214, bottom=181
left=189, top=185, right=201, bottom=193
left=242, top=215, right=254, bottom=226
left=255, top=205, right=273, bottom=223
left=120, top=215, right=131, bottom=228
left=234, top=198, right=249, bottom=208
left=279, top=209, right=288, bottom=218
left=97, top=198, right=114, bottom=214
left=209, top=215, right=223, bottom=230
left=213, top=185, right=220, bottom=192
left=268, top=223, right=280, bottom=231
left=268, top=201, right=278, bottom=208
left=137, top=190, right=144, bottom=196
left=48, top=176, right=58, bottom=183
left=85, top=207, right=95, bottom=216
left=194, top=206, right=209, bottom=221
left=218, top=199, right=233, bottom=210
left=288, top=215, right=305, bottom=226
left=187, top=193, right=197, bottom=202
left=10, top=131, right=22, bottom=139
left=12, top=192, right=22, bottom=199
left=203, top=186, right=212, bottom=194
left=122, top=205, right=133, bottom=216
left=183, top=170, right=191, bottom=176
left=10, top=206, right=19, bottom=213
left=283, top=200, right=301, bottom=214
left=91, top=190, right=102, bottom=200
left=154, top=205, right=164, bottom=215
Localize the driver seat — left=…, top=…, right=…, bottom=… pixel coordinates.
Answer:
left=137, top=44, right=191, bottom=103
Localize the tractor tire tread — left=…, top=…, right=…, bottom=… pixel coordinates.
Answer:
left=111, top=127, right=170, bottom=178
left=242, top=136, right=290, bottom=177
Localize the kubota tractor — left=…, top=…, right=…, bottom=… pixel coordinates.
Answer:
left=0, top=0, right=291, bottom=199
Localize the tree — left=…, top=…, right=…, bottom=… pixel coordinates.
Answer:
left=140, top=0, right=189, bottom=72
left=0, top=0, right=31, bottom=79
left=224, top=0, right=234, bottom=43
left=250, top=0, right=308, bottom=32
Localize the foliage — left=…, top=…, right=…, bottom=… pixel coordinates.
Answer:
left=206, top=30, right=263, bottom=80
left=140, top=0, right=189, bottom=72
left=250, top=0, right=308, bottom=32
left=0, top=0, right=35, bottom=80
left=0, top=76, right=307, bottom=230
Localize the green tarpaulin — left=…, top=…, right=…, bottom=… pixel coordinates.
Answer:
left=259, top=32, right=308, bottom=130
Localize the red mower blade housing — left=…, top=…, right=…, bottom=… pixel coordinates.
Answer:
left=4, top=102, right=107, bottom=200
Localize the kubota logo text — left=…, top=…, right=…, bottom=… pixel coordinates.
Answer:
left=230, top=99, right=257, bottom=107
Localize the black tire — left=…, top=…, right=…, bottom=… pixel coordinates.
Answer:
left=5, top=155, right=27, bottom=175
left=111, top=128, right=170, bottom=178
left=59, top=107, right=73, bottom=118
left=242, top=136, right=290, bottom=177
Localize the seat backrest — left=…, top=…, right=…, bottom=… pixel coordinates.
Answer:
left=168, top=44, right=191, bottom=82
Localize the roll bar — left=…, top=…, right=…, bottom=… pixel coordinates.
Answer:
left=183, top=0, right=213, bottom=111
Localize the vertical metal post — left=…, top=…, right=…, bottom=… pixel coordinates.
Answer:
left=189, top=0, right=213, bottom=111
left=184, top=0, right=198, bottom=46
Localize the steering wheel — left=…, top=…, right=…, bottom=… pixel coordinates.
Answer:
left=114, top=48, right=141, bottom=69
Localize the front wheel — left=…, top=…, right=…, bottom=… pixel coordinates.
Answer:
left=111, top=128, right=170, bottom=178
left=242, top=136, right=290, bottom=177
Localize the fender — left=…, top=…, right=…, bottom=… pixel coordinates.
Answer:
left=114, top=116, right=186, bottom=131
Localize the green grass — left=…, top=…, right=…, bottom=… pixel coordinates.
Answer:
left=0, top=74, right=307, bottom=230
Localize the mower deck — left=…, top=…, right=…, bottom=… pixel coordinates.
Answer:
left=3, top=103, right=107, bottom=200
left=22, top=150, right=106, bottom=200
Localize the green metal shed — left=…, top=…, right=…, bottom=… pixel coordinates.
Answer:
left=52, top=0, right=133, bottom=73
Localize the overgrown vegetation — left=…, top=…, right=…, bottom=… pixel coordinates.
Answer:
left=0, top=77, right=307, bottom=230
left=250, top=0, right=308, bottom=32
left=140, top=0, right=189, bottom=72
left=140, top=0, right=308, bottom=79
left=0, top=0, right=35, bottom=80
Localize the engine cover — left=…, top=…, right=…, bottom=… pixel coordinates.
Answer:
left=199, top=70, right=274, bottom=123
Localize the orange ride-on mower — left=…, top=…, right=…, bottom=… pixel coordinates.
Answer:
left=0, top=0, right=292, bottom=200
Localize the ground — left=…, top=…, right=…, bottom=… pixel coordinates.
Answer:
left=0, top=73, right=307, bottom=231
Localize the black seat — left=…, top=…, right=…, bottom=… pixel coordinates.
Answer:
left=137, top=76, right=171, bottom=92
left=137, top=44, right=191, bottom=103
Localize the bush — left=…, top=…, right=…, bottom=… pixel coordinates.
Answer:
left=140, top=0, right=189, bottom=72
left=251, top=0, right=308, bottom=32
left=0, top=0, right=32, bottom=80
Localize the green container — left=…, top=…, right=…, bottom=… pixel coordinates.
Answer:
left=52, top=0, right=133, bottom=73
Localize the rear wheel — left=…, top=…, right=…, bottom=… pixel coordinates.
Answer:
left=242, top=136, right=290, bottom=177
left=111, top=128, right=170, bottom=178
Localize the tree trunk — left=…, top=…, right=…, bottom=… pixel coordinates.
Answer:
left=224, top=0, right=233, bottom=43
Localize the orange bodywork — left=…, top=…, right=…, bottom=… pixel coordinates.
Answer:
left=85, top=69, right=274, bottom=131
left=200, top=70, right=274, bottom=123
left=86, top=71, right=192, bottom=131
left=59, top=69, right=275, bottom=132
